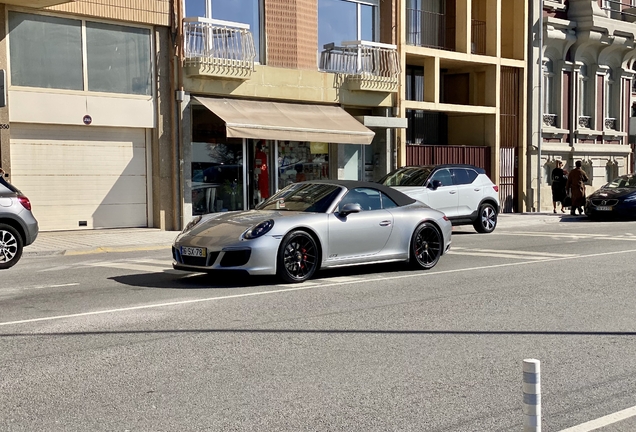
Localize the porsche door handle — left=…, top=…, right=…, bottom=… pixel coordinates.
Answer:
left=379, top=221, right=392, bottom=227
left=449, top=190, right=457, bottom=194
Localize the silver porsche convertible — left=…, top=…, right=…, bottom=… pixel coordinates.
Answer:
left=173, top=180, right=452, bottom=283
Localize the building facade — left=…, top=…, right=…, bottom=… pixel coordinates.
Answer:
left=529, top=0, right=635, bottom=212
left=0, top=0, right=176, bottom=231
left=175, top=0, right=406, bottom=226
left=397, top=0, right=528, bottom=213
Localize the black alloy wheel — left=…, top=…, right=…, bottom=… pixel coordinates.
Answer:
left=410, top=222, right=442, bottom=270
left=0, top=223, right=23, bottom=270
left=277, top=230, right=319, bottom=283
left=473, top=203, right=497, bottom=233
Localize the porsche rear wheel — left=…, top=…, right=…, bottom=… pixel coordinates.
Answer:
left=277, top=230, right=319, bottom=283
left=0, top=224, right=23, bottom=270
left=410, top=222, right=442, bottom=270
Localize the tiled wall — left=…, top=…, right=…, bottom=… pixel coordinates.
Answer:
left=46, top=0, right=170, bottom=26
left=265, top=0, right=317, bottom=70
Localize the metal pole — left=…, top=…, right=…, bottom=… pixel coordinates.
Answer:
left=537, top=0, right=543, bottom=212
left=523, top=359, right=541, bottom=432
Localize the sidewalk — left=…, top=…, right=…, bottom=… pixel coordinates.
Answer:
left=24, top=228, right=181, bottom=257
left=23, top=212, right=585, bottom=257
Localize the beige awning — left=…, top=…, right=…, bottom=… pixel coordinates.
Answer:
left=193, top=97, right=375, bottom=145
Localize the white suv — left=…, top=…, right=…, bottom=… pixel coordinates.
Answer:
left=379, top=165, right=500, bottom=233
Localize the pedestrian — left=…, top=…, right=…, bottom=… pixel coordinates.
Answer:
left=550, top=160, right=568, bottom=213
left=565, top=160, right=589, bottom=215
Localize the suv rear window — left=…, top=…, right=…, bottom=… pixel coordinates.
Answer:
left=451, top=168, right=478, bottom=185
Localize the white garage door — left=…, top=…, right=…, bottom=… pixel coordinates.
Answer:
left=10, top=123, right=148, bottom=231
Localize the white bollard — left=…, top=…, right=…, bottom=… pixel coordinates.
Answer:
left=523, top=359, right=541, bottom=432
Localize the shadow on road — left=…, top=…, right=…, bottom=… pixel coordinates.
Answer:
left=109, top=262, right=416, bottom=290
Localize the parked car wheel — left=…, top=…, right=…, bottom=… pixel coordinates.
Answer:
left=0, top=223, right=24, bottom=270
left=410, top=222, right=442, bottom=270
left=277, top=230, right=320, bottom=283
left=473, top=203, right=497, bottom=233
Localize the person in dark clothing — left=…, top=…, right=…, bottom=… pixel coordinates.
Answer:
left=551, top=160, right=568, bottom=213
left=565, top=160, right=589, bottom=215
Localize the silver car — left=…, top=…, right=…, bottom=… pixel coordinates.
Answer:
left=173, top=180, right=452, bottom=283
left=0, top=175, right=39, bottom=269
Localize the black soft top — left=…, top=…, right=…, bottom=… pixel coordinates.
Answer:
left=306, top=179, right=416, bottom=207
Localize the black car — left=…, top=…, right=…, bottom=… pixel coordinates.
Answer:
left=585, top=174, right=636, bottom=220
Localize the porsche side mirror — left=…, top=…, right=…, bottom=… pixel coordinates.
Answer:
left=339, top=203, right=362, bottom=216
left=428, top=180, right=442, bottom=190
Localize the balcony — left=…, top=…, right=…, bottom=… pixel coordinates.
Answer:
left=319, top=41, right=400, bottom=93
left=183, top=17, right=256, bottom=80
left=406, top=7, right=455, bottom=50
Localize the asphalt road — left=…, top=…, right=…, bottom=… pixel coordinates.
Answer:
left=2, top=219, right=636, bottom=431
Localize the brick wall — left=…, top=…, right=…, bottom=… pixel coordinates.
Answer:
left=46, top=0, right=170, bottom=26
left=265, top=0, right=317, bottom=70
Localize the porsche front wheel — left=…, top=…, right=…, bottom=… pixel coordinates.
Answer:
left=277, top=230, right=319, bottom=283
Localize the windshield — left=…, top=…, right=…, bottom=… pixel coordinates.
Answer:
left=605, top=176, right=636, bottom=189
left=379, top=167, right=433, bottom=186
left=256, top=183, right=343, bottom=212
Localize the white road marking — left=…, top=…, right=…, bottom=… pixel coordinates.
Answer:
left=449, top=251, right=552, bottom=260
left=452, top=247, right=576, bottom=257
left=131, top=258, right=174, bottom=265
left=559, top=405, right=636, bottom=431
left=0, top=283, right=80, bottom=293
left=496, top=232, right=636, bottom=242
left=85, top=261, right=185, bottom=274
left=3, top=247, right=636, bottom=328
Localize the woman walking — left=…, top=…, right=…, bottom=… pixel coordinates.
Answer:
left=565, top=160, right=589, bottom=215
left=551, top=160, right=568, bottom=213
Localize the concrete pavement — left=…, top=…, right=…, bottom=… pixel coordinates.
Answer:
left=22, top=212, right=583, bottom=257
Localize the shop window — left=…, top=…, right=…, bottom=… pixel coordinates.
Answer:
left=318, top=0, right=379, bottom=51
left=184, top=0, right=262, bottom=63
left=278, top=141, right=329, bottom=188
left=191, top=106, right=244, bottom=215
left=86, top=22, right=152, bottom=95
left=8, top=11, right=151, bottom=96
left=9, top=12, right=83, bottom=91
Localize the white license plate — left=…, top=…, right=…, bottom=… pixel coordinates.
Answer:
left=596, top=206, right=612, bottom=211
left=181, top=246, right=207, bottom=257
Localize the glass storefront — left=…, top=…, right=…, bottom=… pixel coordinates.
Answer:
left=188, top=103, right=388, bottom=217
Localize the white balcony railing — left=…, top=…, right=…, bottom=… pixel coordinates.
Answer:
left=319, top=40, right=400, bottom=91
left=183, top=17, right=255, bottom=77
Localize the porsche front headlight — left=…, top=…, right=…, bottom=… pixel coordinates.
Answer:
left=244, top=220, right=274, bottom=239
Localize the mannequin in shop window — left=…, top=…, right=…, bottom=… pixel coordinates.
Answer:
left=255, top=141, right=270, bottom=201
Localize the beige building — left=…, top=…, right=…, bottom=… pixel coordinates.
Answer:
left=397, top=0, right=527, bottom=212
left=0, top=0, right=176, bottom=231
left=175, top=0, right=406, bottom=225
left=529, top=0, right=635, bottom=212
